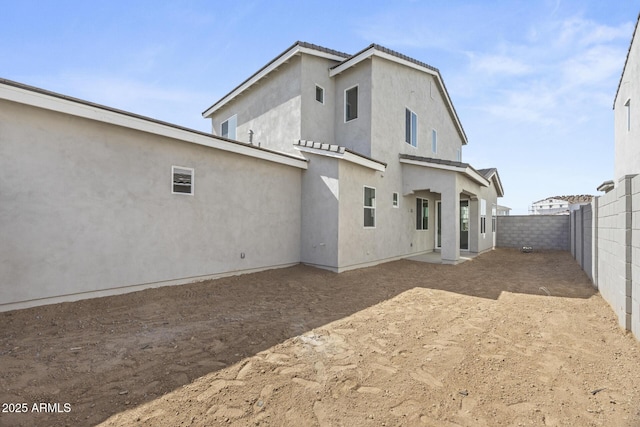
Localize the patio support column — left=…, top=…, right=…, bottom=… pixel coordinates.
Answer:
left=440, top=183, right=460, bottom=264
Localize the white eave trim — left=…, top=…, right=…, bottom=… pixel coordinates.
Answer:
left=399, top=157, right=489, bottom=186
left=203, top=45, right=346, bottom=118
left=1, top=82, right=308, bottom=170
left=295, top=145, right=386, bottom=172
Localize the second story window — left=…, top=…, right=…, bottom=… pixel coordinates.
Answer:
left=316, top=85, right=324, bottom=104
left=221, top=114, right=237, bottom=140
left=625, top=98, right=631, bottom=132
left=405, top=108, right=417, bottom=147
left=432, top=129, right=438, bottom=153
left=345, top=86, right=358, bottom=122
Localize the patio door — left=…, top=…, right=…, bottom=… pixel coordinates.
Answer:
left=436, top=200, right=469, bottom=250
left=460, top=200, right=469, bottom=250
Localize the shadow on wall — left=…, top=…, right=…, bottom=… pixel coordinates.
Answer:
left=0, top=249, right=594, bottom=426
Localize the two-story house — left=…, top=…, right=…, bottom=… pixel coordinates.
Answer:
left=0, top=41, right=504, bottom=310
left=203, top=42, right=504, bottom=270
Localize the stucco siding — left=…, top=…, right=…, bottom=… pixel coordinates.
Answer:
left=333, top=62, right=373, bottom=157
left=299, top=154, right=340, bottom=270
left=0, top=100, right=302, bottom=309
left=371, top=56, right=464, bottom=163
left=210, top=56, right=303, bottom=154
left=300, top=54, right=338, bottom=145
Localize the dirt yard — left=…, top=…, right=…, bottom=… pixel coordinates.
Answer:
left=1, top=249, right=639, bottom=427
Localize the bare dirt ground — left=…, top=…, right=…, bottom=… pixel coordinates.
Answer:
left=1, top=249, right=640, bottom=427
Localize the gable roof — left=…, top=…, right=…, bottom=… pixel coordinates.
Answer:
left=0, top=78, right=308, bottom=170
left=613, top=12, right=640, bottom=108
left=477, top=168, right=505, bottom=197
left=329, top=44, right=467, bottom=144
left=202, top=42, right=468, bottom=144
left=202, top=41, right=349, bottom=118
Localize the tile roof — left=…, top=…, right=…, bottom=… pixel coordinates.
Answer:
left=330, top=43, right=439, bottom=74
left=399, top=154, right=470, bottom=169
left=533, top=195, right=594, bottom=204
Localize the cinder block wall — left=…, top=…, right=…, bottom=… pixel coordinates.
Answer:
left=496, top=215, right=570, bottom=251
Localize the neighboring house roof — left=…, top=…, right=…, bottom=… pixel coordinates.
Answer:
left=399, top=154, right=504, bottom=196
left=329, top=43, right=467, bottom=145
left=202, top=41, right=349, bottom=117
left=294, top=140, right=386, bottom=172
left=0, top=78, right=308, bottom=170
left=202, top=42, right=468, bottom=145
left=532, top=195, right=594, bottom=205
left=613, top=12, right=640, bottom=108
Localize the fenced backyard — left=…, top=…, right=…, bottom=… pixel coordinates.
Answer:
left=1, top=249, right=639, bottom=426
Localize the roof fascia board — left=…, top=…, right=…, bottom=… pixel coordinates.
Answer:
left=329, top=46, right=375, bottom=77
left=296, top=145, right=386, bottom=172
left=203, top=45, right=346, bottom=118
left=1, top=82, right=308, bottom=170
left=399, top=157, right=489, bottom=186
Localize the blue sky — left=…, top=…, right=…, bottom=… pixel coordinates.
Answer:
left=2, top=1, right=639, bottom=214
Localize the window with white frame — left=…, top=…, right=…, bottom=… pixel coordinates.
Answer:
left=345, top=86, right=358, bottom=122
left=432, top=129, right=438, bottom=153
left=364, top=186, right=375, bottom=227
left=405, top=108, right=417, bottom=147
left=416, top=198, right=429, bottom=230
left=221, top=115, right=237, bottom=140
left=480, top=199, right=487, bottom=235
left=625, top=98, right=631, bottom=131
left=316, top=85, right=324, bottom=103
left=456, top=148, right=461, bottom=162
left=392, top=192, right=399, bottom=208
left=172, top=166, right=194, bottom=195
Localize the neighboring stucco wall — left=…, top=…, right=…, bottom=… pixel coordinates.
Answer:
left=210, top=56, right=303, bottom=154
left=615, top=22, right=640, bottom=182
left=0, top=99, right=302, bottom=310
left=496, top=216, right=570, bottom=251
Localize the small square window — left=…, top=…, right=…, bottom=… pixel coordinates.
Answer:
left=172, top=166, right=194, bottom=195
left=316, top=85, right=324, bottom=103
left=392, top=192, right=399, bottom=208
left=345, top=86, right=358, bottom=122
